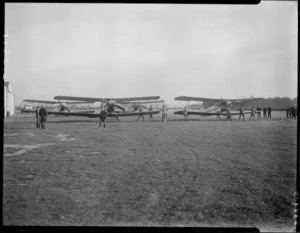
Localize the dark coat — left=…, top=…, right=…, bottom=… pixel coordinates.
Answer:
left=39, top=107, right=48, bottom=122
left=100, top=110, right=107, bottom=121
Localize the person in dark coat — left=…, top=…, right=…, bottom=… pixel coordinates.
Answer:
left=249, top=106, right=256, bottom=121
left=256, top=106, right=261, bottom=119
left=267, top=106, right=272, bottom=118
left=183, top=106, right=188, bottom=120
left=292, top=105, right=297, bottom=119
left=149, top=105, right=153, bottom=119
left=36, top=106, right=41, bottom=128
left=136, top=107, right=144, bottom=121
left=39, top=105, right=48, bottom=129
left=99, top=109, right=108, bottom=128
left=289, top=106, right=293, bottom=119
left=286, top=105, right=290, bottom=119
left=239, top=107, right=245, bottom=121
left=226, top=108, right=232, bottom=121
left=263, top=106, right=267, bottom=118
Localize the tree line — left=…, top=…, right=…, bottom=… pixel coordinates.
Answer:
left=245, top=97, right=297, bottom=110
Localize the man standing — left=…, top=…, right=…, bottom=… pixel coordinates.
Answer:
left=263, top=106, right=267, bottom=118
left=286, top=105, right=290, bottom=119
left=226, top=108, right=232, bottom=121
left=249, top=106, right=256, bottom=121
left=289, top=105, right=293, bottom=119
left=99, top=109, right=108, bottom=128
left=256, top=106, right=261, bottom=119
left=36, top=106, right=41, bottom=128
left=136, top=107, right=145, bottom=121
left=39, top=105, right=48, bottom=129
left=162, top=105, right=168, bottom=122
left=149, top=105, right=153, bottom=119
left=183, top=106, right=188, bottom=120
left=239, top=107, right=245, bottom=121
left=267, top=106, right=272, bottom=119
left=292, top=105, right=297, bottom=119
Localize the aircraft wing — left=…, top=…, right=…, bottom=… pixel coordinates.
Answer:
left=174, top=110, right=252, bottom=116
left=174, top=96, right=224, bottom=103
left=118, top=100, right=165, bottom=104
left=20, top=109, right=95, bottom=114
left=65, top=101, right=95, bottom=104
left=106, top=110, right=161, bottom=118
left=175, top=96, right=263, bottom=104
left=50, top=110, right=161, bottom=118
left=23, top=99, right=60, bottom=104
left=23, top=99, right=94, bottom=104
left=115, top=96, right=160, bottom=102
left=229, top=98, right=263, bottom=105
left=54, top=96, right=160, bottom=102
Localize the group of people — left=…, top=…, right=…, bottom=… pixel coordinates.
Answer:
left=98, top=105, right=169, bottom=128
left=136, top=105, right=168, bottom=122
left=35, top=105, right=48, bottom=129
left=242, top=106, right=272, bottom=121
left=286, top=105, right=297, bottom=119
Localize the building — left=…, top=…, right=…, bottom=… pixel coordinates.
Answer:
left=4, top=81, right=15, bottom=117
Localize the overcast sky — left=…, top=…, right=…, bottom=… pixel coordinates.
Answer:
left=5, top=2, right=298, bottom=106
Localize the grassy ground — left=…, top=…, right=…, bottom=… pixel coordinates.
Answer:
left=3, top=111, right=297, bottom=231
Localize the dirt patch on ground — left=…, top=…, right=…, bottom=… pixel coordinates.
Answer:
left=53, top=133, right=76, bottom=142
left=4, top=143, right=56, bottom=156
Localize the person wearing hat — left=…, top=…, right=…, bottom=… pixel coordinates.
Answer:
left=183, top=106, right=188, bottom=120
left=136, top=107, right=145, bottom=121
left=238, top=107, right=245, bottom=121
left=263, top=106, right=267, bottom=118
left=256, top=106, right=261, bottom=119
left=99, top=108, right=108, bottom=128
left=36, top=106, right=41, bottom=128
left=286, top=105, right=290, bottom=119
left=267, top=106, right=272, bottom=119
left=249, top=106, right=256, bottom=121
left=149, top=105, right=153, bottom=119
left=162, top=105, right=168, bottom=122
left=39, top=104, right=48, bottom=129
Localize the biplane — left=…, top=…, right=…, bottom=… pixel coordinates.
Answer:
left=52, top=95, right=163, bottom=121
left=174, top=96, right=263, bottom=120
left=21, top=99, right=95, bottom=115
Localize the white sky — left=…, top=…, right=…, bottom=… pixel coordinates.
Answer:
left=5, top=2, right=298, bottom=106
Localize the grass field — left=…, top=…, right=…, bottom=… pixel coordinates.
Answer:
left=3, top=111, right=297, bottom=231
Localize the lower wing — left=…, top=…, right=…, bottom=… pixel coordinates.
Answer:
left=50, top=110, right=161, bottom=118
left=174, top=110, right=252, bottom=116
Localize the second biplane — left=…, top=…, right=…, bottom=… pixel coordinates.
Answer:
left=174, top=96, right=263, bottom=120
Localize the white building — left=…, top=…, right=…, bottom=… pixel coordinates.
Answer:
left=4, top=81, right=15, bottom=117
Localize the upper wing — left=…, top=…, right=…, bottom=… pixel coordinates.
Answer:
left=54, top=96, right=106, bottom=103
left=174, top=96, right=223, bottom=103
left=229, top=98, right=263, bottom=105
left=115, top=96, right=160, bottom=102
left=54, top=96, right=160, bottom=102
left=23, top=99, right=94, bottom=104
left=65, top=101, right=96, bottom=104
left=23, top=99, right=59, bottom=104
left=118, top=100, right=164, bottom=104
